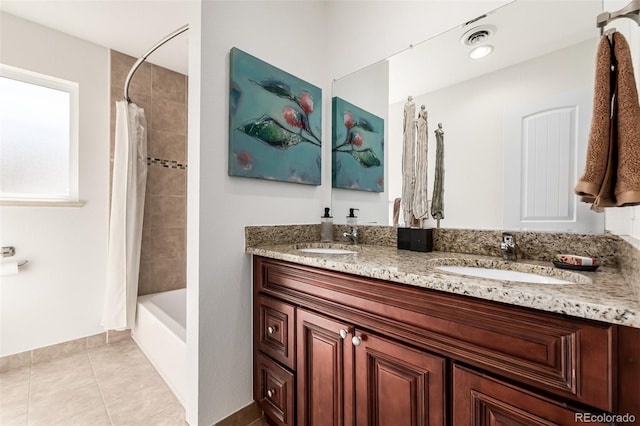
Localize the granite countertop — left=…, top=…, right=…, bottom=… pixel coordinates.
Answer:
left=247, top=243, right=640, bottom=328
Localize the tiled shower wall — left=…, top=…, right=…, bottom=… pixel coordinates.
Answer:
left=110, top=50, right=187, bottom=296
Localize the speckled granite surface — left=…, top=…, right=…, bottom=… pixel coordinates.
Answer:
left=618, top=237, right=640, bottom=299
left=247, top=243, right=639, bottom=328
left=432, top=228, right=621, bottom=267
left=245, top=224, right=320, bottom=247
left=246, top=225, right=621, bottom=265
left=245, top=225, right=640, bottom=326
left=246, top=224, right=397, bottom=247
left=333, top=225, right=397, bottom=246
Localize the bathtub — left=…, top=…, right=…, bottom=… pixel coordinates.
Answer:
left=131, top=288, right=186, bottom=406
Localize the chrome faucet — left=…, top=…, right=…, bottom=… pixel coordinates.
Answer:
left=343, top=227, right=358, bottom=244
left=500, top=232, right=517, bottom=261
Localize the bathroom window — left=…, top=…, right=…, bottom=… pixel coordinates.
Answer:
left=0, top=64, right=79, bottom=202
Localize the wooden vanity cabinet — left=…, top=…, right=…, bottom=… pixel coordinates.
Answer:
left=253, top=256, right=640, bottom=425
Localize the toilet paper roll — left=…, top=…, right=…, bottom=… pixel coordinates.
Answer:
left=1, top=261, right=19, bottom=277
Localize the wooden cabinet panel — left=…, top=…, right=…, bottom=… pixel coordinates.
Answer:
left=255, top=295, right=295, bottom=369
left=617, top=325, right=640, bottom=419
left=453, top=364, right=613, bottom=426
left=297, top=309, right=354, bottom=426
left=255, top=257, right=613, bottom=411
left=255, top=351, right=295, bottom=426
left=354, top=331, right=446, bottom=426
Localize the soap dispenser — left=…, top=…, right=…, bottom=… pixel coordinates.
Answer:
left=320, top=208, right=333, bottom=243
left=347, top=208, right=359, bottom=226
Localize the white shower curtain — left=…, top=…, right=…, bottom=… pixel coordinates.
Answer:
left=102, top=101, right=148, bottom=330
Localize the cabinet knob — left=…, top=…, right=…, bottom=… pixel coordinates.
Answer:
left=267, top=326, right=277, bottom=334
left=352, top=335, right=362, bottom=347
left=339, top=329, right=349, bottom=339
left=267, top=389, right=275, bottom=398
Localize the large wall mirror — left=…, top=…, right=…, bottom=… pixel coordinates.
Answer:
left=332, top=0, right=609, bottom=233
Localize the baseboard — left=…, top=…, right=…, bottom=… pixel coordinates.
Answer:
left=0, top=330, right=130, bottom=373
left=214, top=401, right=262, bottom=426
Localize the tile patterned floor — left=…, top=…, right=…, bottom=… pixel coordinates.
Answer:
left=0, top=338, right=185, bottom=426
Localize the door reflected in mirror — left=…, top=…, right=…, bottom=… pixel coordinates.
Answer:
left=331, top=0, right=606, bottom=233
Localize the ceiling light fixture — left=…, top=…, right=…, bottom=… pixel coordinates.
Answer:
left=469, top=45, right=494, bottom=59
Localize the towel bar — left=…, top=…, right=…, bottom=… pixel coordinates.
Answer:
left=597, top=0, right=640, bottom=34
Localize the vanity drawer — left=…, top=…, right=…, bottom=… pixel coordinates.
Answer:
left=255, top=295, right=295, bottom=370
left=255, top=257, right=615, bottom=412
left=254, top=351, right=295, bottom=426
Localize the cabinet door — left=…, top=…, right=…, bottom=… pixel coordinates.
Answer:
left=453, top=364, right=614, bottom=426
left=297, top=309, right=354, bottom=426
left=354, top=330, right=446, bottom=426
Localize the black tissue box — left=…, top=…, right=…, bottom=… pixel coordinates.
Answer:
left=397, top=228, right=433, bottom=252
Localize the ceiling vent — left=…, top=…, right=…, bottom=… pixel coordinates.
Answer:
left=460, top=25, right=496, bottom=46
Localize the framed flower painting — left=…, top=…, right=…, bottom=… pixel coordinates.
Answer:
left=332, top=97, right=384, bottom=192
left=229, top=47, right=322, bottom=185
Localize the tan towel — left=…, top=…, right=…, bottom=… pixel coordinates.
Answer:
left=612, top=32, right=640, bottom=207
left=575, top=36, right=615, bottom=206
left=575, top=33, right=640, bottom=207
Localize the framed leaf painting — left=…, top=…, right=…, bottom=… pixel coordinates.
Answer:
left=332, top=97, right=384, bottom=192
left=229, top=47, right=322, bottom=185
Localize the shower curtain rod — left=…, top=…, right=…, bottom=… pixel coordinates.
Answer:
left=597, top=0, right=640, bottom=33
left=124, top=24, right=189, bottom=103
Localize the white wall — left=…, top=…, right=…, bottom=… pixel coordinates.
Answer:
left=197, top=2, right=328, bottom=423
left=388, top=40, right=597, bottom=230
left=186, top=7, right=201, bottom=426
left=0, top=13, right=109, bottom=356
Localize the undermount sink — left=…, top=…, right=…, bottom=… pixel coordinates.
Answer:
left=298, top=247, right=358, bottom=255
left=436, top=265, right=573, bottom=284
left=295, top=243, right=360, bottom=255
